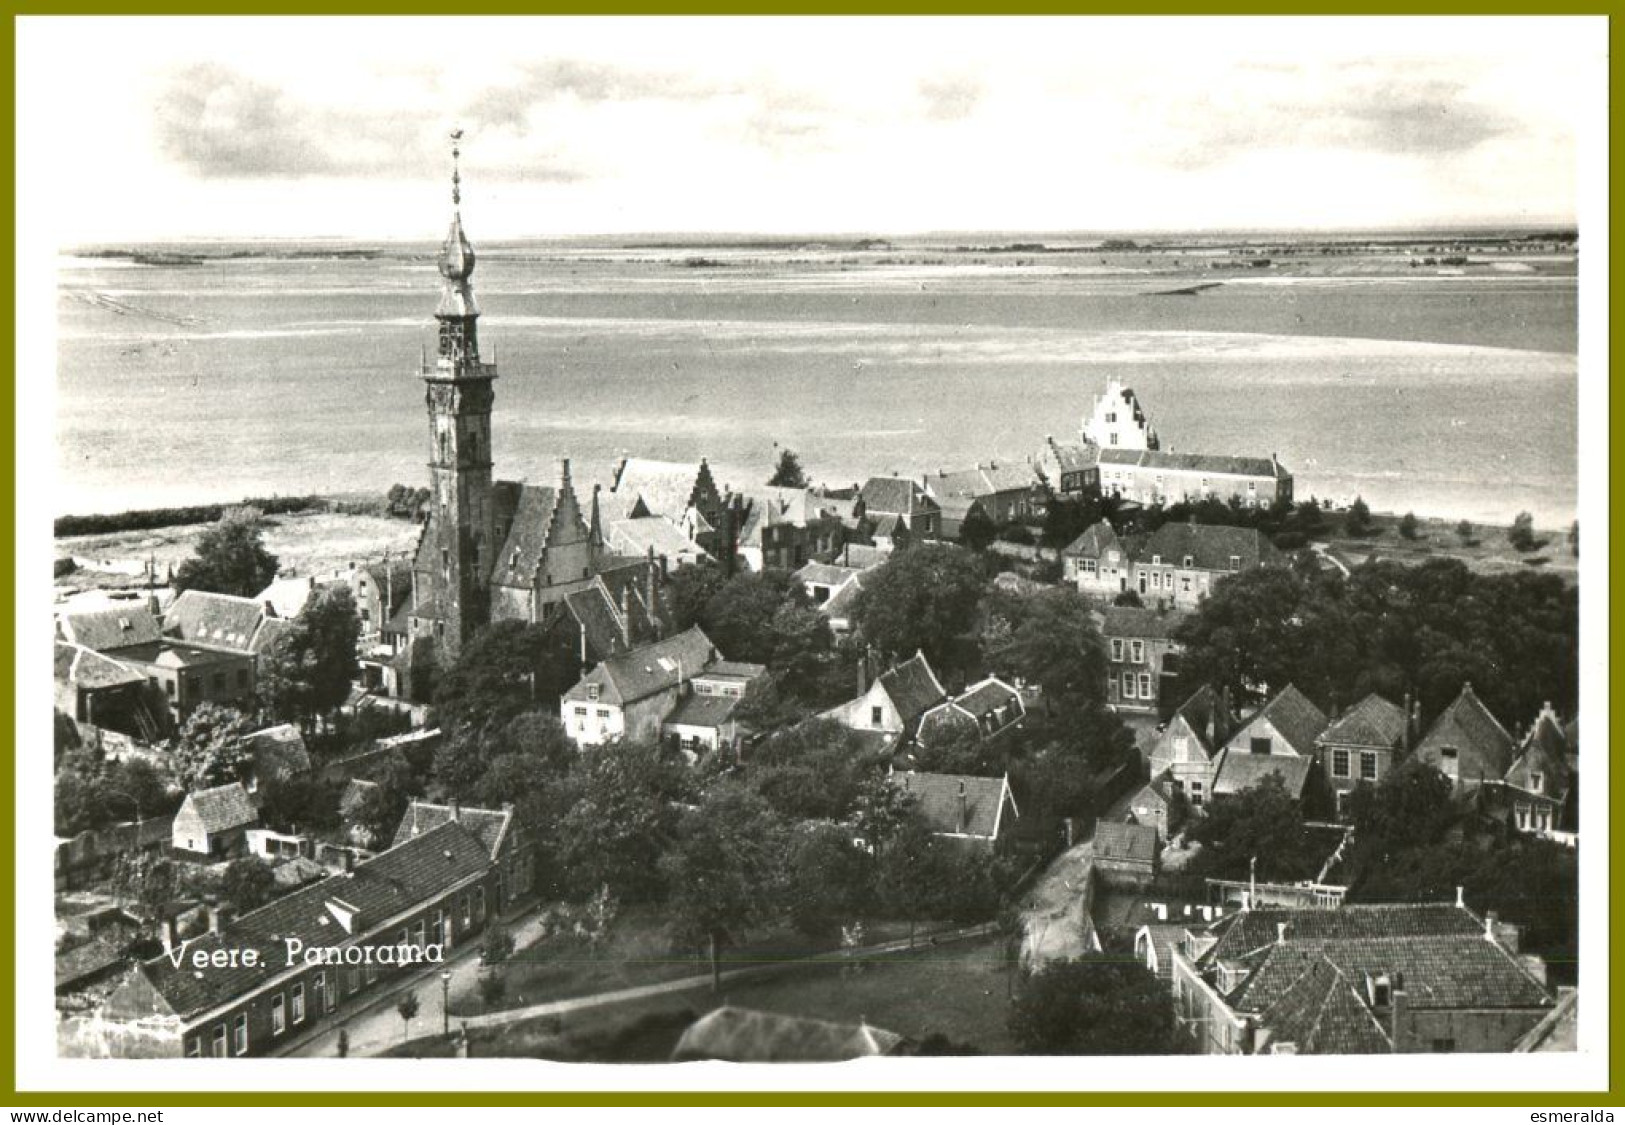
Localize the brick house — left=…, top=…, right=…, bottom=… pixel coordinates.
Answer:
left=392, top=799, right=531, bottom=910
left=888, top=771, right=1019, bottom=850
left=1097, top=448, right=1293, bottom=510
left=1315, top=693, right=1414, bottom=819
left=1035, top=436, right=1100, bottom=500
left=87, top=822, right=496, bottom=1058
left=922, top=462, right=1043, bottom=527
left=1061, top=520, right=1130, bottom=600
left=820, top=651, right=947, bottom=751
left=916, top=677, right=1026, bottom=748
left=1092, top=819, right=1159, bottom=886
left=1207, top=684, right=1328, bottom=804
left=1412, top=682, right=1517, bottom=794
left=1147, top=685, right=1231, bottom=812
left=1102, top=605, right=1189, bottom=713
left=1126, top=522, right=1281, bottom=611
left=1169, top=899, right=1555, bottom=1054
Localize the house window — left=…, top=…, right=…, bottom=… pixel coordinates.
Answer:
left=1122, top=672, right=1136, bottom=699
left=1183, top=555, right=1193, bottom=568
left=1111, top=639, right=1124, bottom=661
left=1515, top=802, right=1530, bottom=829
left=232, top=1012, right=249, bottom=1056
left=1331, top=749, right=1351, bottom=778
left=185, top=1036, right=201, bottom=1058
left=1083, top=559, right=1097, bottom=575
left=1131, top=640, right=1145, bottom=664
left=212, top=1024, right=227, bottom=1058
left=461, top=894, right=472, bottom=928
left=1359, top=752, right=1379, bottom=782
left=414, top=920, right=427, bottom=948
left=430, top=912, right=445, bottom=945
left=474, top=886, right=487, bottom=924
left=871, top=705, right=884, bottom=727
left=1138, top=673, right=1151, bottom=698
left=1531, top=771, right=1545, bottom=794
left=595, top=708, right=609, bottom=720
left=1152, top=572, right=1162, bottom=590
left=271, top=994, right=286, bottom=1035
left=574, top=705, right=587, bottom=717
left=291, top=984, right=305, bottom=1024
left=1189, top=781, right=1204, bottom=807
left=1229, top=555, right=1241, bottom=571
left=1250, top=737, right=1272, bottom=755
left=587, top=684, right=600, bottom=702
left=1181, top=576, right=1192, bottom=593
left=166, top=680, right=176, bottom=698
left=314, top=972, right=331, bottom=1013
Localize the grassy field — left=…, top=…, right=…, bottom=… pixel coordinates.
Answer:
left=56, top=510, right=423, bottom=593
left=1320, top=512, right=1578, bottom=582
left=450, top=903, right=959, bottom=1019
left=394, top=936, right=1018, bottom=1061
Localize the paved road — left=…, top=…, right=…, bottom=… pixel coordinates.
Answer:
left=1017, top=840, right=1097, bottom=970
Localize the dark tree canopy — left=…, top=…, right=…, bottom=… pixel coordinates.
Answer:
left=260, top=585, right=362, bottom=729
left=1184, top=775, right=1327, bottom=884
left=958, top=505, right=998, bottom=550
left=219, top=856, right=278, bottom=914
left=173, top=508, right=280, bottom=598
left=767, top=448, right=809, bottom=489
left=1509, top=511, right=1537, bottom=551
left=432, top=620, right=565, bottom=771
left=982, top=586, right=1107, bottom=717
left=171, top=703, right=257, bottom=791
left=851, top=543, right=987, bottom=669
left=552, top=741, right=693, bottom=902
left=1343, top=496, right=1373, bottom=538
left=1009, top=957, right=1179, bottom=1055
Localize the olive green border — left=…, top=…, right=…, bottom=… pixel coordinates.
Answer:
left=5, top=4, right=1613, bottom=1106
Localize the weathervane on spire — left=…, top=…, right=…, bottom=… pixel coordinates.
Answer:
left=450, top=126, right=464, bottom=207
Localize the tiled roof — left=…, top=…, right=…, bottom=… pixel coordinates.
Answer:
left=1235, top=684, right=1329, bottom=756
left=243, top=724, right=312, bottom=781
left=1042, top=439, right=1099, bottom=475
left=663, top=692, right=741, bottom=730
left=1200, top=904, right=1484, bottom=969
left=564, top=585, right=630, bottom=661
left=56, top=938, right=126, bottom=991
left=253, top=575, right=341, bottom=621
left=1137, top=922, right=1186, bottom=980
left=1318, top=693, right=1408, bottom=751
left=181, top=783, right=258, bottom=834
left=1414, top=683, right=1517, bottom=783
left=1139, top=522, right=1279, bottom=573
left=1093, top=819, right=1158, bottom=865
left=1097, top=448, right=1287, bottom=479
left=793, top=561, right=865, bottom=589
left=131, top=821, right=491, bottom=1018
left=834, top=543, right=889, bottom=569
left=55, top=642, right=145, bottom=690
left=1169, top=684, right=1224, bottom=755
left=59, top=606, right=163, bottom=652
left=490, top=484, right=560, bottom=588
left=860, top=477, right=939, bottom=518
left=566, top=626, right=718, bottom=706
left=700, top=660, right=767, bottom=681
left=391, top=801, right=512, bottom=861
left=951, top=677, right=1022, bottom=719
left=890, top=771, right=1012, bottom=838
left=1257, top=957, right=1394, bottom=1054
left=1231, top=933, right=1552, bottom=1013
left=1102, top=606, right=1189, bottom=641
left=822, top=574, right=865, bottom=620
left=610, top=458, right=711, bottom=523
left=1061, top=520, right=1120, bottom=558
left=876, top=653, right=946, bottom=725
left=925, top=463, right=1038, bottom=500
left=671, top=1006, right=903, bottom=1062
left=163, top=591, right=267, bottom=652
left=1210, top=749, right=1314, bottom=799
left=607, top=516, right=707, bottom=562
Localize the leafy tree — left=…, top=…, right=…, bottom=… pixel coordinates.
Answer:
left=1112, top=590, right=1144, bottom=608
left=385, top=483, right=430, bottom=520
left=851, top=543, right=986, bottom=670
left=1009, top=957, right=1178, bottom=1054
left=767, top=448, right=809, bottom=489
left=1344, top=496, right=1373, bottom=538
left=1569, top=520, right=1579, bottom=557
left=173, top=508, right=280, bottom=597
left=747, top=719, right=885, bottom=822
left=875, top=811, right=1003, bottom=927
left=477, top=970, right=507, bottom=1008
left=912, top=721, right=1005, bottom=777
left=1185, top=775, right=1326, bottom=883
left=348, top=751, right=420, bottom=849
left=170, top=703, right=256, bottom=791
left=958, top=505, right=998, bottom=551
left=664, top=559, right=729, bottom=632
left=396, top=993, right=420, bottom=1043
left=1456, top=519, right=1475, bottom=544
left=1346, top=759, right=1457, bottom=858
left=1398, top=512, right=1420, bottom=541
left=260, top=585, right=362, bottom=731
left=1509, top=511, right=1537, bottom=552
left=258, top=773, right=342, bottom=835
left=998, top=524, right=1036, bottom=546
left=553, top=741, right=692, bottom=902
left=219, top=857, right=278, bottom=914
left=849, top=773, right=919, bottom=859
left=783, top=823, right=873, bottom=940
left=661, top=782, right=789, bottom=988
left=432, top=621, right=565, bottom=789
left=481, top=924, right=515, bottom=965
left=982, top=586, right=1107, bottom=719
left=110, top=851, right=178, bottom=920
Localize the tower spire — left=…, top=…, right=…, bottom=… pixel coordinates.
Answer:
left=450, top=126, right=463, bottom=208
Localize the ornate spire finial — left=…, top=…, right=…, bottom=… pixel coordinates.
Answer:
left=450, top=126, right=464, bottom=207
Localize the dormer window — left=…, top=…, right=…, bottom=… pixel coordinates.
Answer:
left=1370, top=975, right=1392, bottom=1008
left=1151, top=554, right=1162, bottom=565
left=587, top=683, right=600, bottom=702
left=1531, top=770, right=1545, bottom=794
left=1183, top=555, right=1193, bottom=568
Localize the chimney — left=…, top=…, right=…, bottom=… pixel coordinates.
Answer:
left=1411, top=698, right=1422, bottom=743
left=1484, top=910, right=1498, bottom=940
left=1492, top=918, right=1522, bottom=953
left=1390, top=985, right=1408, bottom=1053
left=342, top=848, right=355, bottom=874
left=448, top=798, right=461, bottom=823
left=1455, top=885, right=1465, bottom=908
left=1276, top=922, right=1288, bottom=945
left=1520, top=954, right=1548, bottom=986
left=160, top=913, right=180, bottom=954
left=957, top=780, right=969, bottom=834
left=856, top=656, right=869, bottom=697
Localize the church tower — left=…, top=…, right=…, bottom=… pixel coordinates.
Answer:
left=420, top=129, right=497, bottom=657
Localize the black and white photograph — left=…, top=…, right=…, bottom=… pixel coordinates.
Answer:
left=21, top=14, right=1605, bottom=1089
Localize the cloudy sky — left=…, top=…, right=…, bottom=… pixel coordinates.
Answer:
left=19, top=16, right=1600, bottom=241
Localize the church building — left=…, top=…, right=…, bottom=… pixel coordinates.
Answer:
left=399, top=135, right=667, bottom=699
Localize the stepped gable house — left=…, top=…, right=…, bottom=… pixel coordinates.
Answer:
left=398, top=139, right=666, bottom=697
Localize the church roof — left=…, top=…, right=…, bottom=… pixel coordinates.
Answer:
left=490, top=484, right=560, bottom=588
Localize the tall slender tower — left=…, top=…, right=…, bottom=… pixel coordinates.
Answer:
left=421, top=128, right=497, bottom=657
